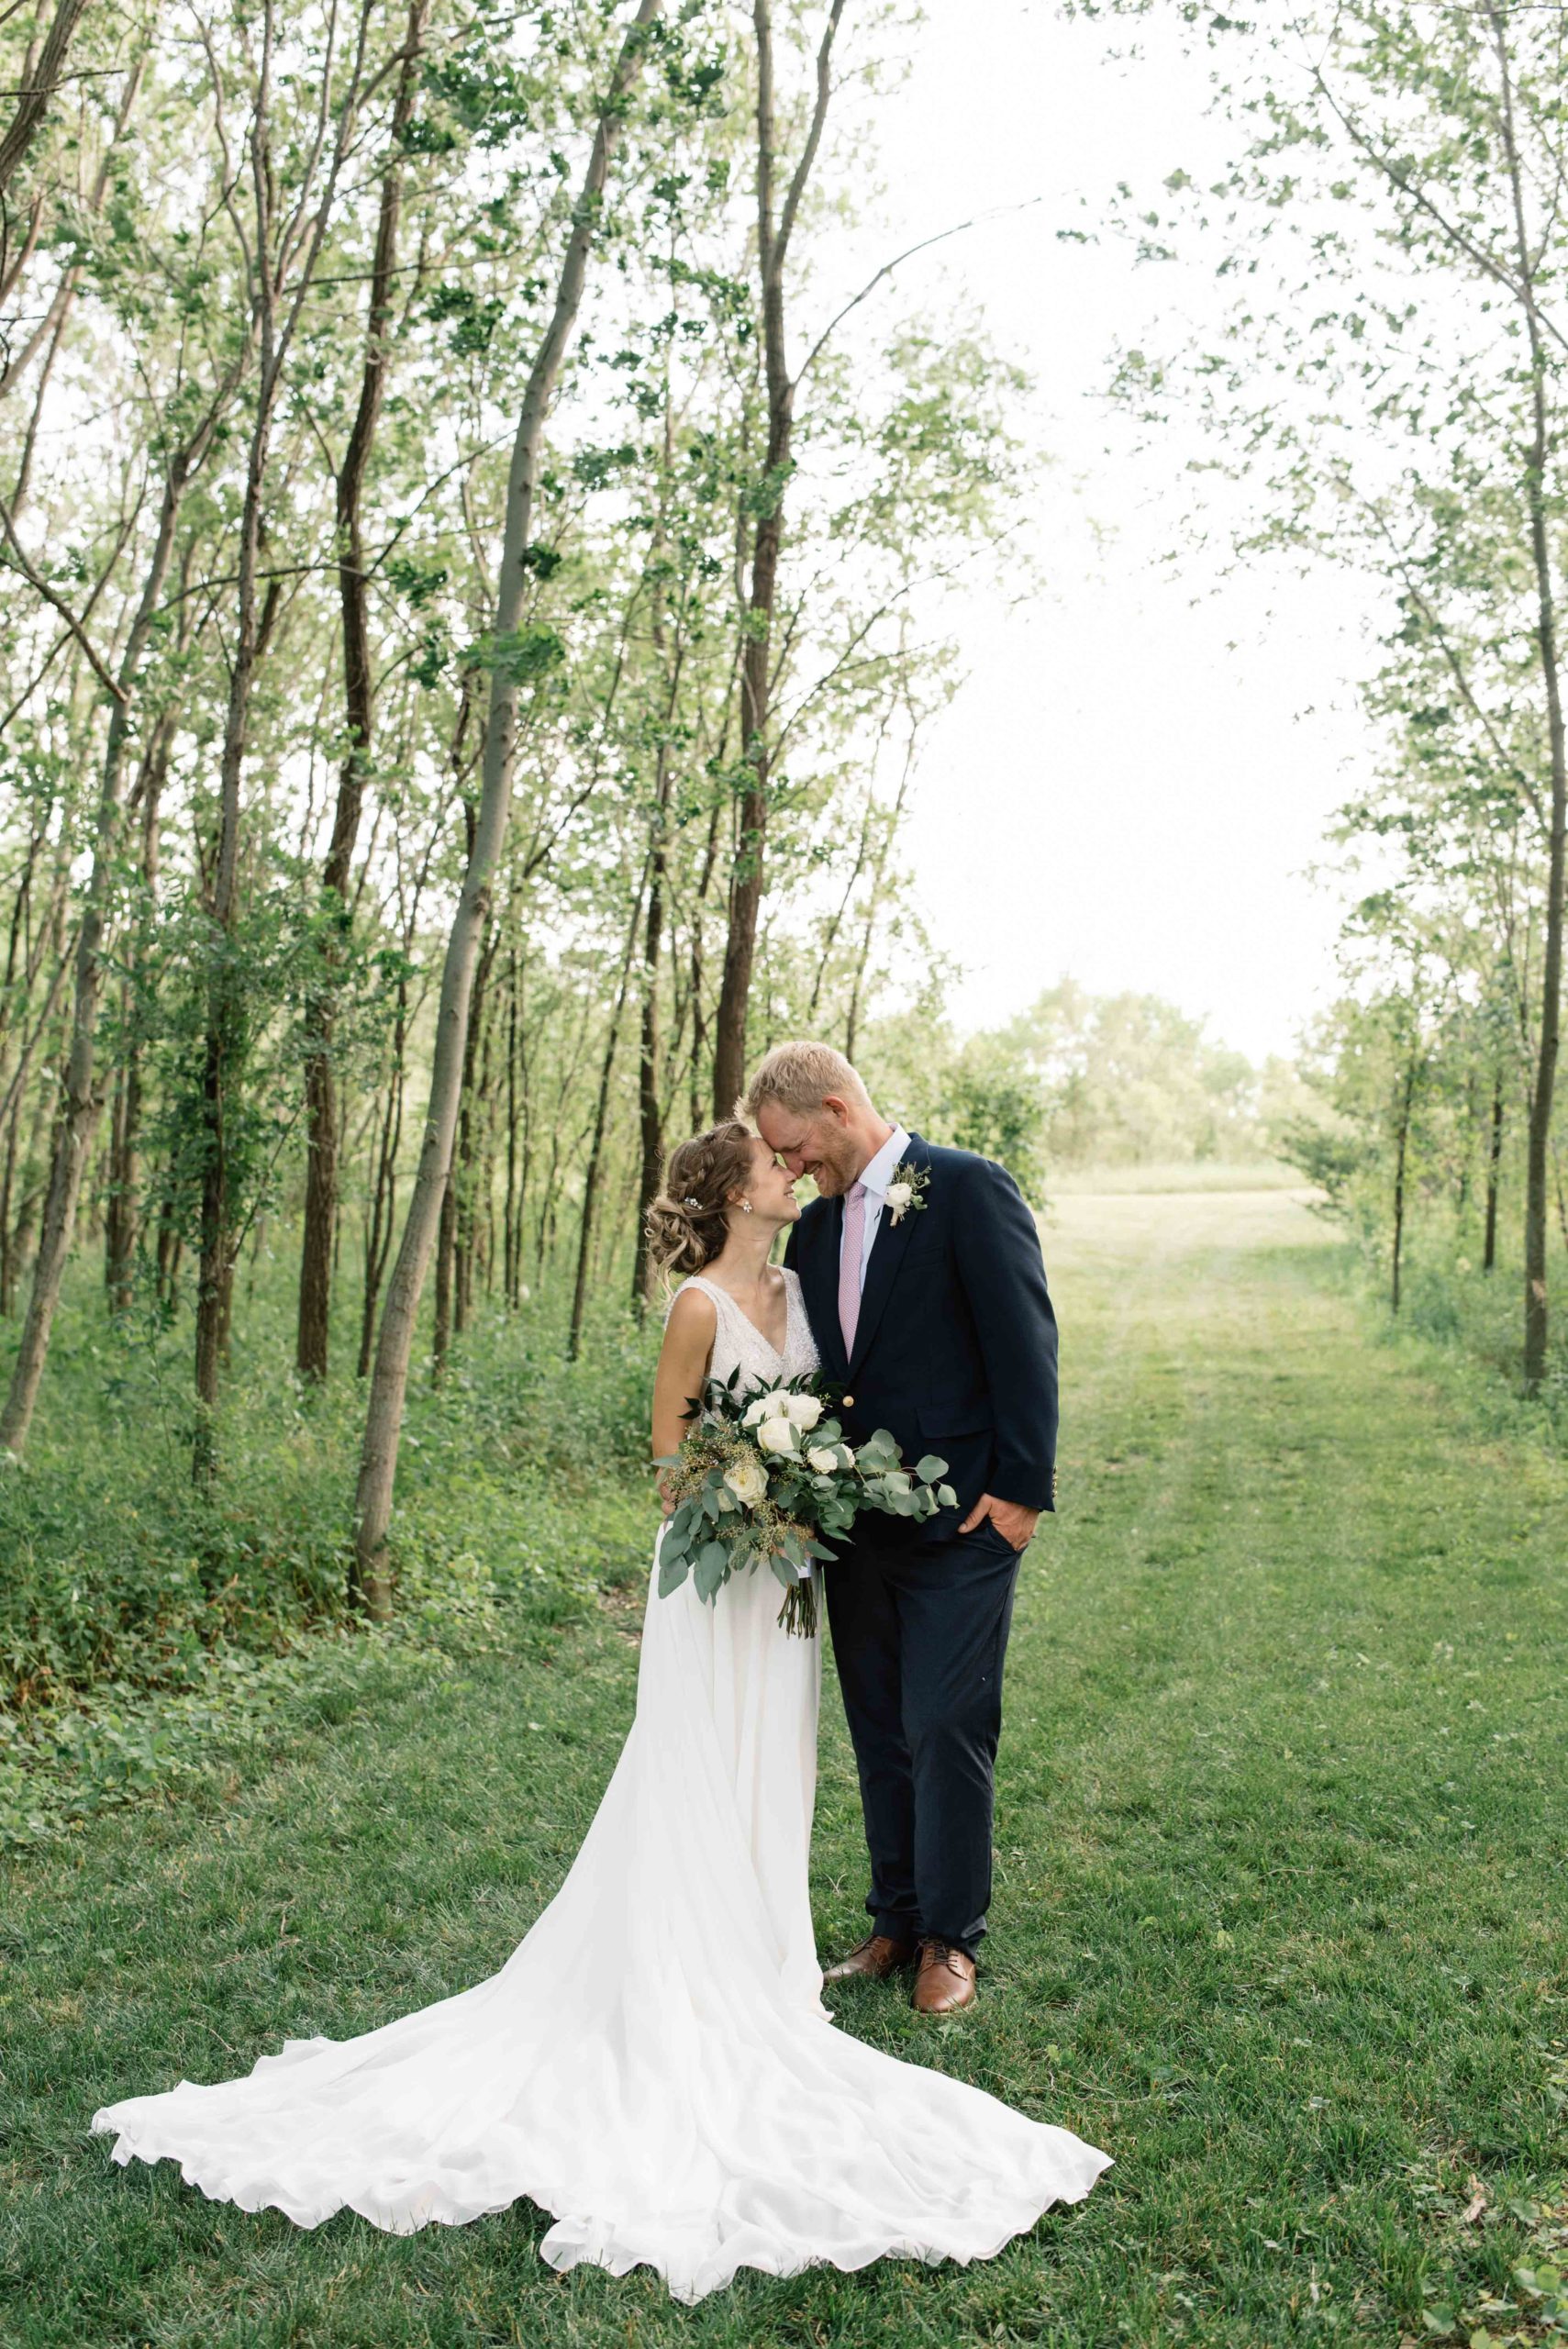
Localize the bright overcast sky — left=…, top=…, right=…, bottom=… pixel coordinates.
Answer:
left=826, top=0, right=1384, bottom=1064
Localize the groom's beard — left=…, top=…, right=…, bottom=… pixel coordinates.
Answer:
left=804, top=1144, right=859, bottom=1197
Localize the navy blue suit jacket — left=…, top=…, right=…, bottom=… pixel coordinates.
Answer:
left=784, top=1134, right=1058, bottom=1542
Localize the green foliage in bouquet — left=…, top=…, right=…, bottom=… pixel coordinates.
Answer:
left=655, top=1370, right=957, bottom=1637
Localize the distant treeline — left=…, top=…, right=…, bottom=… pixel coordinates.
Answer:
left=862, top=981, right=1309, bottom=1203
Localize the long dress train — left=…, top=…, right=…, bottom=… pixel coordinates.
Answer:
left=92, top=1271, right=1109, bottom=2302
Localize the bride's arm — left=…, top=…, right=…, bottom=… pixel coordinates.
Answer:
left=651, top=1286, right=717, bottom=1512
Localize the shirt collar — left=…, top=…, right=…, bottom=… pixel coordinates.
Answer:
left=857, top=1124, right=910, bottom=1202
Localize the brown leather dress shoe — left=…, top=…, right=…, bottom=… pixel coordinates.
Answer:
left=821, top=1933, right=916, bottom=1984
left=912, top=1938, right=977, bottom=2014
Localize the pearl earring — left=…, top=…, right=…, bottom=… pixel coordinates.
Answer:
left=740, top=1199, right=753, bottom=1214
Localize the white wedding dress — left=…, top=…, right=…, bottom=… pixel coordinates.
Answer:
left=92, top=1269, right=1109, bottom=2301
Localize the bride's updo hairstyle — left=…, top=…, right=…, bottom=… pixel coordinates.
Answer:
left=646, top=1120, right=756, bottom=1282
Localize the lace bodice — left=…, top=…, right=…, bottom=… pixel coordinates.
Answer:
left=679, top=1269, right=819, bottom=1392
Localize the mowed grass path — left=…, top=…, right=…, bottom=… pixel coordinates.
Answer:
left=6, top=1191, right=1566, bottom=2347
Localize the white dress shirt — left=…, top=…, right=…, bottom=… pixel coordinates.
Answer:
left=838, top=1125, right=911, bottom=1296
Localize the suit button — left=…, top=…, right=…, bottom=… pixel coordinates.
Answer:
left=843, top=1395, right=855, bottom=1408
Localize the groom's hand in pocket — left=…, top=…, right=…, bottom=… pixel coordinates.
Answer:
left=959, top=1494, right=1040, bottom=1553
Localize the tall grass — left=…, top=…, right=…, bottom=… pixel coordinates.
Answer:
left=0, top=1254, right=660, bottom=1846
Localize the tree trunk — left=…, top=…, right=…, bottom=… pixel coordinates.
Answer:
left=7, top=1056, right=57, bottom=1289
left=1490, top=9, right=1567, bottom=1389
left=1391, top=1058, right=1416, bottom=1314
left=512, top=952, right=536, bottom=1303
left=158, top=1221, right=181, bottom=1315
left=0, top=820, right=50, bottom=1315
left=432, top=1174, right=456, bottom=1383
left=1483, top=1074, right=1503, bottom=1274
left=0, top=1096, right=20, bottom=1314
left=456, top=926, right=496, bottom=1333
left=296, top=0, right=429, bottom=1386
left=2, top=43, right=143, bottom=413
left=631, top=829, right=669, bottom=1308
left=687, top=796, right=721, bottom=1128
left=357, top=978, right=408, bottom=1379
left=845, top=716, right=917, bottom=1063
left=105, top=713, right=173, bottom=1312
left=570, top=880, right=644, bottom=1361
left=0, top=440, right=199, bottom=1455
left=193, top=7, right=369, bottom=1478
left=631, top=473, right=682, bottom=1308
left=433, top=916, right=493, bottom=1376
left=352, top=0, right=665, bottom=1616
left=503, top=946, right=521, bottom=1305
left=710, top=0, right=845, bottom=1118
left=0, top=0, right=91, bottom=200
left=193, top=438, right=270, bottom=1480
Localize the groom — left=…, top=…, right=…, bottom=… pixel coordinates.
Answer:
left=745, top=1041, right=1058, bottom=2016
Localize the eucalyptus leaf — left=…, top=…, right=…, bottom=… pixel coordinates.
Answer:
left=695, top=1542, right=729, bottom=1601
left=657, top=1548, right=690, bottom=1597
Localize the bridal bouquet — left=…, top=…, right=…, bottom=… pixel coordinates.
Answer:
left=656, top=1370, right=957, bottom=1637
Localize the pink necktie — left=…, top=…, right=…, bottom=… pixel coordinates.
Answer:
left=839, top=1181, right=868, bottom=1357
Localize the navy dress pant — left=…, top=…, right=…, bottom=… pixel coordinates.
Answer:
left=824, top=1524, right=1021, bottom=1958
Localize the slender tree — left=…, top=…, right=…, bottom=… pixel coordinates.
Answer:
left=0, top=404, right=231, bottom=1454
left=296, top=0, right=431, bottom=1386
left=571, top=870, right=644, bottom=1357
left=352, top=0, right=667, bottom=1617
left=192, top=0, right=374, bottom=1478
left=709, top=0, right=847, bottom=1115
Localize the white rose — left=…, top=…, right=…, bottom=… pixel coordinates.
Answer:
left=806, top=1445, right=838, bottom=1475
left=723, top=1457, right=767, bottom=1509
left=885, top=1180, right=913, bottom=1212
left=742, top=1397, right=772, bottom=1427
left=757, top=1417, right=797, bottom=1455
left=840, top=1444, right=856, bottom=1467
left=784, top=1392, right=823, bottom=1430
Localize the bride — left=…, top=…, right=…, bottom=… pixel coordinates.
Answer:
left=92, top=1119, right=1109, bottom=2303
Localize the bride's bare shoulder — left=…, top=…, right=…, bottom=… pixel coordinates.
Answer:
left=662, top=1279, right=719, bottom=1339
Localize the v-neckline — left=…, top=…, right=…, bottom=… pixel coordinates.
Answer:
left=697, top=1272, right=791, bottom=1364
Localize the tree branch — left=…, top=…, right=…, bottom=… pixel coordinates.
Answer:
left=0, top=489, right=128, bottom=702
left=796, top=196, right=1042, bottom=386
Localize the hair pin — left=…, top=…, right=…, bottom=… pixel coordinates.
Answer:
left=683, top=1196, right=702, bottom=1210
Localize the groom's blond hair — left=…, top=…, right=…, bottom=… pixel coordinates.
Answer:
left=742, top=1041, right=871, bottom=1120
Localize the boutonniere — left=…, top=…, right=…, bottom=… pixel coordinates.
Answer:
left=884, top=1160, right=930, bottom=1226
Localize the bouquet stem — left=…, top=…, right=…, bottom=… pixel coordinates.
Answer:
left=776, top=1574, right=818, bottom=1640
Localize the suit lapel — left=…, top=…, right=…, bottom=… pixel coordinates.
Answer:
left=847, top=1133, right=927, bottom=1379
left=800, top=1196, right=849, bottom=1379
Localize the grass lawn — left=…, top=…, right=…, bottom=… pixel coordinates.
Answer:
left=5, top=1188, right=1566, bottom=2347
